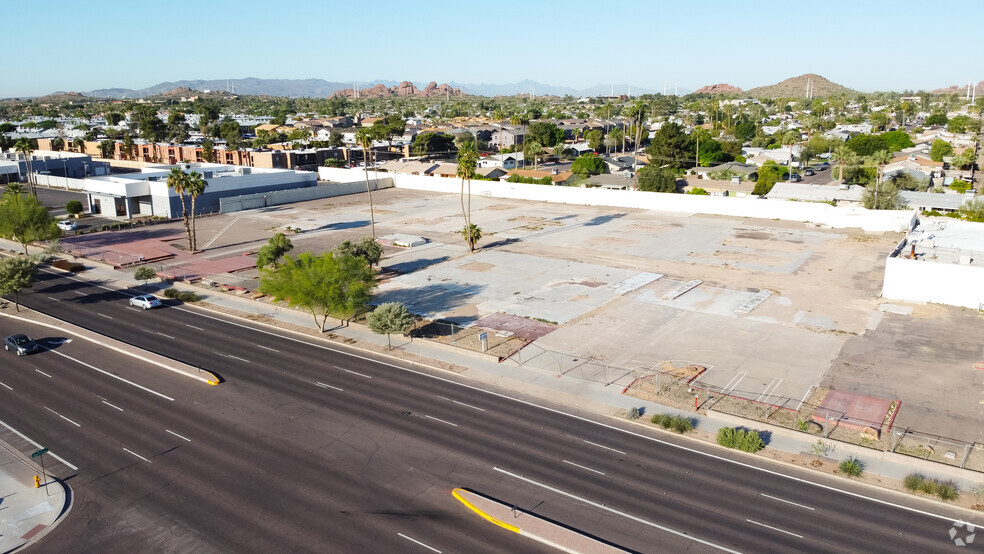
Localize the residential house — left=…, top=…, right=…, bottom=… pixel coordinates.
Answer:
left=479, top=152, right=524, bottom=170
left=765, top=183, right=864, bottom=206
left=694, top=162, right=758, bottom=182
left=489, top=127, right=526, bottom=150
left=507, top=168, right=576, bottom=185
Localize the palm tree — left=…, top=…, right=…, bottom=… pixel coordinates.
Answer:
left=2, top=182, right=26, bottom=197
left=456, top=142, right=478, bottom=252
left=460, top=223, right=482, bottom=251
left=833, top=144, right=854, bottom=182
left=14, top=138, right=36, bottom=199
left=868, top=150, right=893, bottom=209
left=185, top=171, right=207, bottom=251
left=355, top=128, right=377, bottom=238
left=167, top=167, right=192, bottom=250
left=523, top=140, right=543, bottom=170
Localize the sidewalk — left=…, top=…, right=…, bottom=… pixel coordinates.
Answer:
left=3, top=237, right=983, bottom=512
left=0, top=440, right=67, bottom=553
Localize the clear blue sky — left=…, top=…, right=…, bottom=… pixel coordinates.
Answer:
left=6, top=0, right=983, bottom=98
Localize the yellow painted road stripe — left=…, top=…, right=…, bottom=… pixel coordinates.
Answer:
left=452, top=488, right=520, bottom=533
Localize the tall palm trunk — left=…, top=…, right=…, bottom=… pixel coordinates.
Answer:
left=467, top=176, right=473, bottom=251
left=190, top=195, right=198, bottom=251
left=179, top=195, right=192, bottom=250
left=364, top=158, right=376, bottom=239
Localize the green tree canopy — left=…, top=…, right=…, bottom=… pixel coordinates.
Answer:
left=925, top=112, right=948, bottom=126
left=570, top=154, right=605, bottom=176
left=846, top=134, right=888, bottom=157
left=879, top=130, right=914, bottom=153
left=366, top=302, right=416, bottom=349
left=637, top=166, right=678, bottom=193
left=752, top=161, right=788, bottom=196
left=0, top=256, right=38, bottom=311
left=259, top=252, right=376, bottom=331
left=647, top=122, right=691, bottom=168
left=0, top=194, right=58, bottom=254
left=929, top=139, right=954, bottom=162
left=332, top=237, right=383, bottom=267
left=585, top=129, right=604, bottom=151
left=527, top=121, right=562, bottom=147
left=862, top=181, right=905, bottom=210
left=411, top=132, right=455, bottom=155
left=257, top=232, right=294, bottom=268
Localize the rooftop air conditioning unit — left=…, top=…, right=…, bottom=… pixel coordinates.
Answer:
left=236, top=167, right=251, bottom=176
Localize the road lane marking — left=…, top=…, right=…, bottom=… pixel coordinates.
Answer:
left=434, top=396, right=486, bottom=412
left=97, top=313, right=113, bottom=319
left=101, top=400, right=124, bottom=412
left=175, top=302, right=975, bottom=526
left=44, top=407, right=81, bottom=427
left=223, top=353, right=250, bottom=363
left=123, top=448, right=152, bottom=464
left=342, top=368, right=372, bottom=379
left=0, top=419, right=78, bottom=470
left=397, top=533, right=441, bottom=553
left=761, top=493, right=814, bottom=511
left=73, top=291, right=86, bottom=296
left=185, top=324, right=204, bottom=331
left=577, top=437, right=626, bottom=455
left=746, top=519, right=803, bottom=539
left=47, top=296, right=61, bottom=302
left=562, top=459, right=605, bottom=475
left=256, top=344, right=280, bottom=352
left=314, top=381, right=343, bottom=391
left=0, top=381, right=11, bottom=390
left=47, top=349, right=174, bottom=401
left=35, top=369, right=53, bottom=378
left=424, top=415, right=458, bottom=427
left=494, top=467, right=740, bottom=553
left=166, top=429, right=192, bottom=442
left=156, top=332, right=175, bottom=339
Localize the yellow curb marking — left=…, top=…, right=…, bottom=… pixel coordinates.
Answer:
left=452, top=488, right=519, bottom=533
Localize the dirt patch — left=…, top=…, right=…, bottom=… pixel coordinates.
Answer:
left=459, top=262, right=495, bottom=272
left=486, top=204, right=518, bottom=211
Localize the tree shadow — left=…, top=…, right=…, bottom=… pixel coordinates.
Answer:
left=583, top=212, right=627, bottom=226
left=382, top=256, right=450, bottom=275
left=59, top=226, right=185, bottom=247
left=373, top=282, right=484, bottom=322
left=482, top=237, right=522, bottom=249
left=310, top=220, right=370, bottom=231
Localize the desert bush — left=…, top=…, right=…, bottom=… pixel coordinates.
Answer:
left=178, top=291, right=201, bottom=302
left=162, top=288, right=180, bottom=299
left=936, top=480, right=959, bottom=501
left=717, top=427, right=765, bottom=452
left=625, top=407, right=642, bottom=420
left=903, top=473, right=925, bottom=492
left=839, top=457, right=865, bottom=478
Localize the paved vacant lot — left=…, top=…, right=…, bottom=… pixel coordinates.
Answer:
left=64, top=186, right=984, bottom=441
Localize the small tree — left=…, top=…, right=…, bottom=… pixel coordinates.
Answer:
left=366, top=302, right=416, bottom=349
left=461, top=223, right=482, bottom=251
left=134, top=266, right=156, bottom=288
left=838, top=457, right=865, bottom=478
left=256, top=232, right=294, bottom=269
left=0, top=194, right=58, bottom=254
left=332, top=237, right=382, bottom=267
left=637, top=167, right=678, bottom=193
left=0, top=256, right=38, bottom=311
left=66, top=200, right=84, bottom=217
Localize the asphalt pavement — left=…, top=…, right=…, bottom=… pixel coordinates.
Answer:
left=1, top=238, right=983, bottom=552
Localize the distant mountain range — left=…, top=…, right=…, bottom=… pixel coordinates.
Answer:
left=744, top=74, right=857, bottom=98
left=77, top=78, right=667, bottom=99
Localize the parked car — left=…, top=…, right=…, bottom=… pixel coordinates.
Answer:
left=129, top=294, right=162, bottom=310
left=788, top=173, right=803, bottom=182
left=814, top=162, right=830, bottom=171
left=803, top=168, right=816, bottom=176
left=4, top=334, right=40, bottom=356
left=57, top=219, right=78, bottom=231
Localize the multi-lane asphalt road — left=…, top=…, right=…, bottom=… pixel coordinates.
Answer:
left=1, top=268, right=979, bottom=552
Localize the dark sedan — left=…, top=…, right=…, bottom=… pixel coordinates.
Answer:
left=4, top=334, right=40, bottom=356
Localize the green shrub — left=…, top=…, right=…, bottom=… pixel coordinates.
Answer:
left=936, top=480, right=959, bottom=501
left=672, top=417, right=694, bottom=433
left=162, top=288, right=180, bottom=299
left=921, top=479, right=939, bottom=496
left=903, top=473, right=925, bottom=492
left=717, top=427, right=765, bottom=452
left=839, top=457, right=865, bottom=478
left=178, top=291, right=201, bottom=302
left=51, top=259, right=84, bottom=272
left=65, top=200, right=84, bottom=215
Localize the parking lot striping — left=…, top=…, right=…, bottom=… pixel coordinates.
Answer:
left=156, top=332, right=175, bottom=340
left=0, top=381, right=11, bottom=390
left=97, top=313, right=113, bottom=319
left=579, top=438, right=626, bottom=455
left=397, top=533, right=441, bottom=553
left=746, top=519, right=803, bottom=539
left=562, top=459, right=606, bottom=475
left=314, top=381, right=343, bottom=392
left=185, top=324, right=204, bottom=331
left=44, top=406, right=81, bottom=427
left=756, top=379, right=782, bottom=402
left=424, top=415, right=458, bottom=427
left=256, top=344, right=280, bottom=352
left=721, top=371, right=747, bottom=394
left=796, top=385, right=816, bottom=411
left=123, top=448, right=152, bottom=464
left=166, top=429, right=192, bottom=442
left=0, top=419, right=79, bottom=470
left=494, top=466, right=739, bottom=553
left=35, top=369, right=53, bottom=378
left=101, top=400, right=124, bottom=412
left=47, top=349, right=174, bottom=401
left=47, top=296, right=61, bottom=302
left=760, top=493, right=814, bottom=511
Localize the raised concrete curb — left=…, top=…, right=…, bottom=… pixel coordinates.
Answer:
left=453, top=488, right=626, bottom=553
left=0, top=307, right=218, bottom=386
left=0, top=439, right=71, bottom=553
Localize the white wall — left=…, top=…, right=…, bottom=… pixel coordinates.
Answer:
left=318, top=167, right=916, bottom=232
left=882, top=256, right=984, bottom=309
